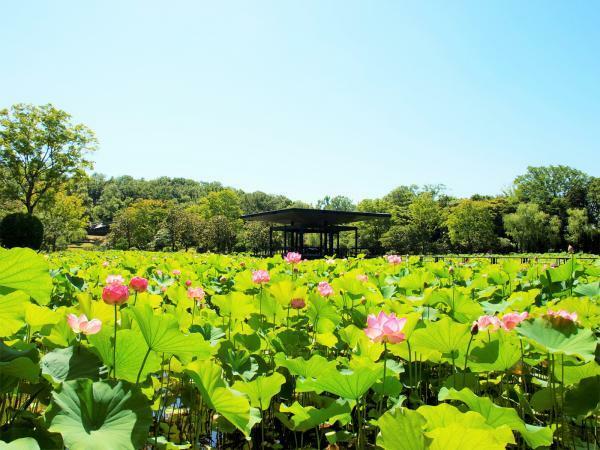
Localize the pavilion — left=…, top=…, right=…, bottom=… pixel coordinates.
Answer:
left=241, top=208, right=391, bottom=259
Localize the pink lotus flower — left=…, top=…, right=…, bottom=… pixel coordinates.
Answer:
left=357, top=274, right=368, bottom=283
left=129, top=276, right=148, bottom=293
left=284, top=252, right=302, bottom=264
left=545, top=309, right=578, bottom=324
left=290, top=298, right=306, bottom=309
left=252, top=270, right=270, bottom=284
left=501, top=312, right=528, bottom=330
left=106, top=274, right=124, bottom=285
left=474, top=315, right=502, bottom=332
left=102, top=261, right=109, bottom=268
left=386, top=254, right=402, bottom=265
left=67, top=314, right=102, bottom=335
left=172, top=269, right=181, bottom=276
left=156, top=270, right=163, bottom=276
left=364, top=312, right=407, bottom=343
left=317, top=281, right=334, bottom=297
left=325, top=258, right=336, bottom=265
left=187, top=287, right=206, bottom=300
left=185, top=279, right=192, bottom=287
left=102, top=283, right=129, bottom=305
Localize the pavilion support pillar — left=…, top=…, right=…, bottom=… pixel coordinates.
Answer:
left=354, top=228, right=358, bottom=257
left=269, top=226, right=273, bottom=256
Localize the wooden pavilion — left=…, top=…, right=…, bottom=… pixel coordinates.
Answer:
left=241, top=208, right=391, bottom=259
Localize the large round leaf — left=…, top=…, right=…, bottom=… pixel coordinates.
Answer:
left=47, top=379, right=152, bottom=450
left=516, top=318, right=597, bottom=361
left=0, top=248, right=53, bottom=304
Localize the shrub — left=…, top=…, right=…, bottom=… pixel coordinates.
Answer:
left=0, top=212, right=44, bottom=249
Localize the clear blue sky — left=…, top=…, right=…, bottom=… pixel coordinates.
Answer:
left=2, top=1, right=599, bottom=203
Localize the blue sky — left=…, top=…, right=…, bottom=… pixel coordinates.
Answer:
left=2, top=1, right=599, bottom=203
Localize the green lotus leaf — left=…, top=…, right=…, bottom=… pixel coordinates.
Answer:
left=376, top=408, right=428, bottom=450
left=411, top=317, right=471, bottom=363
left=516, top=318, right=596, bottom=361
left=467, top=334, right=521, bottom=372
left=47, top=379, right=152, bottom=450
left=185, top=359, right=260, bottom=436
left=274, top=353, right=338, bottom=378
left=426, top=422, right=513, bottom=450
left=88, top=328, right=161, bottom=383
left=425, top=288, right=483, bottom=323
left=557, top=360, right=600, bottom=386
left=312, top=366, right=382, bottom=400
left=232, top=372, right=286, bottom=410
left=306, top=295, right=341, bottom=329
left=0, top=291, right=28, bottom=337
left=0, top=248, right=53, bottom=304
left=0, top=438, right=40, bottom=450
left=438, top=387, right=553, bottom=448
left=277, top=398, right=352, bottom=432
left=212, top=292, right=255, bottom=320
left=0, top=341, right=39, bottom=383
left=130, top=304, right=214, bottom=362
left=417, top=403, right=515, bottom=449
left=564, top=376, right=600, bottom=417
left=573, top=281, right=599, bottom=298
left=40, top=346, right=104, bottom=383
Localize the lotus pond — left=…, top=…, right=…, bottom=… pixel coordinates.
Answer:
left=0, top=249, right=599, bottom=449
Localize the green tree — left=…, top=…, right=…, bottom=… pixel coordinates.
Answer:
left=356, top=198, right=391, bottom=253
left=382, top=193, right=446, bottom=253
left=565, top=208, right=593, bottom=250
left=513, top=165, right=590, bottom=216
left=503, top=203, right=561, bottom=252
left=316, top=195, right=355, bottom=211
left=0, top=104, right=97, bottom=213
left=238, top=221, right=272, bottom=254
left=446, top=200, right=497, bottom=252
left=197, top=189, right=242, bottom=220
left=586, top=177, right=600, bottom=226
left=200, top=215, right=238, bottom=253
left=39, top=192, right=88, bottom=251
left=108, top=199, right=166, bottom=249
left=240, top=191, right=292, bottom=214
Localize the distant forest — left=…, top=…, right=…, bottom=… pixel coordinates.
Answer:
left=2, top=165, right=597, bottom=254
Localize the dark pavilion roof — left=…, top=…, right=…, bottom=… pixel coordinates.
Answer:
left=241, top=208, right=391, bottom=227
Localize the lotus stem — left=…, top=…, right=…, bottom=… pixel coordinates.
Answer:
left=136, top=347, right=152, bottom=385
left=113, top=304, right=118, bottom=380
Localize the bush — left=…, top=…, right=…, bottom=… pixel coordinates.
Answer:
left=0, top=212, right=44, bottom=249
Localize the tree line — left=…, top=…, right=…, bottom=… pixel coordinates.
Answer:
left=1, top=104, right=598, bottom=254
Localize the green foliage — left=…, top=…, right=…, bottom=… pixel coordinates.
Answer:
left=0, top=104, right=97, bottom=214
left=0, top=213, right=44, bottom=250
left=446, top=200, right=497, bottom=252
left=47, top=379, right=152, bottom=450
left=503, top=203, right=561, bottom=252
left=0, top=250, right=597, bottom=448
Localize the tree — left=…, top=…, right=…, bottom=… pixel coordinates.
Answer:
left=513, top=166, right=590, bottom=216
left=200, top=215, right=238, bottom=253
left=446, top=200, right=497, bottom=252
left=238, top=221, right=272, bottom=254
left=0, top=104, right=97, bottom=213
left=197, top=189, right=242, bottom=220
left=565, top=208, right=593, bottom=250
left=316, top=195, right=355, bottom=211
left=39, top=192, right=88, bottom=251
left=356, top=198, right=391, bottom=253
left=586, top=177, right=600, bottom=226
left=108, top=200, right=166, bottom=250
left=503, top=203, right=561, bottom=252
left=382, top=193, right=446, bottom=253
left=240, top=191, right=292, bottom=214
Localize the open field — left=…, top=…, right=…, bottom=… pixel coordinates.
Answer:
left=0, top=249, right=599, bottom=449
